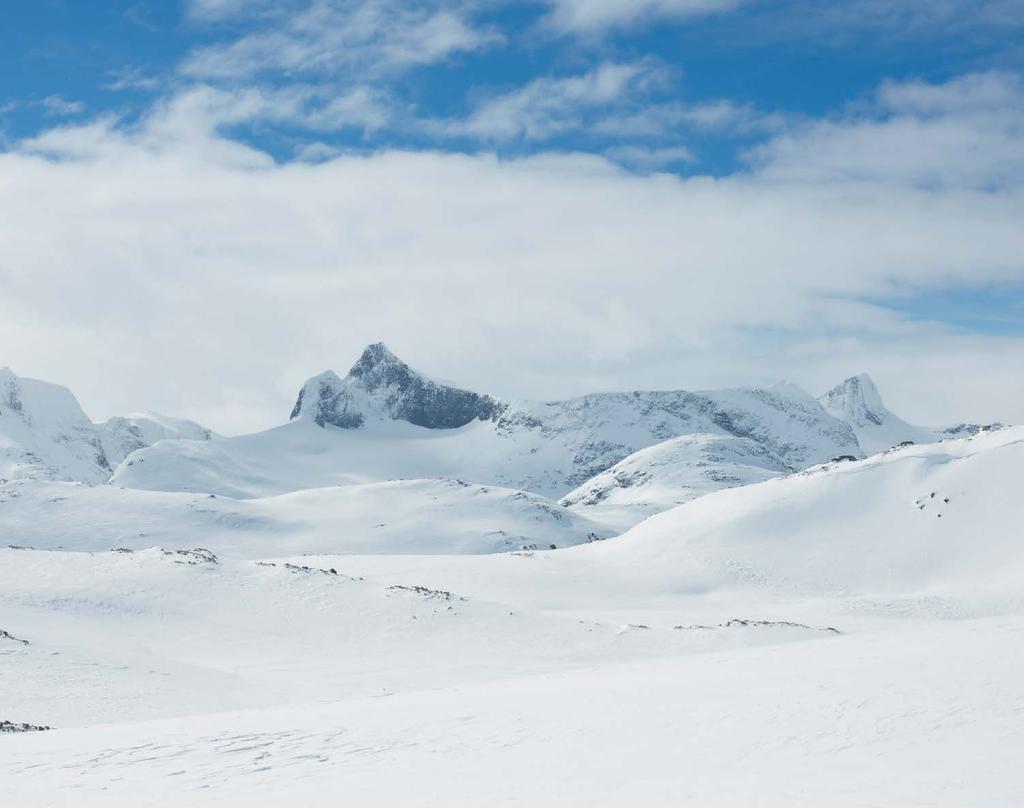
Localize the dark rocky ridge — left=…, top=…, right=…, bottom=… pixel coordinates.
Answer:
left=292, top=343, right=506, bottom=430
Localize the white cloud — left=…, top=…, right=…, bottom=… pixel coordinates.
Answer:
left=104, top=67, right=161, bottom=93
left=748, top=72, right=1024, bottom=190
left=431, top=66, right=780, bottom=148
left=185, top=0, right=279, bottom=21
left=604, top=144, right=696, bottom=170
left=802, top=0, right=1024, bottom=32
left=181, top=0, right=503, bottom=80
left=23, top=85, right=392, bottom=163
left=1, top=72, right=1022, bottom=432
left=877, top=71, right=1023, bottom=115
left=541, top=0, right=748, bottom=34
left=41, top=96, right=86, bottom=116
left=594, top=99, right=783, bottom=138
left=434, top=61, right=670, bottom=140
left=294, top=141, right=348, bottom=162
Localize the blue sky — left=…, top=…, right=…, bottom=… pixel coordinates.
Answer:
left=4, top=0, right=1022, bottom=172
left=1, top=1, right=1023, bottom=430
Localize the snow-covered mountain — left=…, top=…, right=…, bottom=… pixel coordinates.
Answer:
left=98, top=413, right=216, bottom=466
left=562, top=371, right=1005, bottom=530
left=112, top=343, right=861, bottom=499
left=560, top=433, right=791, bottom=530
left=818, top=373, right=996, bottom=455
left=0, top=367, right=217, bottom=484
left=0, top=368, right=110, bottom=483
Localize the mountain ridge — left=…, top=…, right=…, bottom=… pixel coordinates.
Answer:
left=112, top=343, right=864, bottom=502
left=0, top=367, right=216, bottom=483
left=5, top=349, right=1003, bottom=529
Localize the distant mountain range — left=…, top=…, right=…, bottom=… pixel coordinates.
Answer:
left=1, top=345, right=1001, bottom=528
left=0, top=366, right=213, bottom=484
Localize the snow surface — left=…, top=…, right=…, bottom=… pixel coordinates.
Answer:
left=4, top=426, right=1024, bottom=806
left=0, top=477, right=610, bottom=556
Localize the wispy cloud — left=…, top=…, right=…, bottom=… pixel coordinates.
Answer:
left=594, top=99, right=783, bottom=138
left=604, top=144, right=696, bottom=170
left=23, top=84, right=392, bottom=168
left=539, top=0, right=1024, bottom=39
left=181, top=0, right=503, bottom=80
left=541, top=0, right=748, bottom=34
left=748, top=72, right=1024, bottom=190
left=41, top=96, right=86, bottom=116
left=427, top=62, right=779, bottom=153
left=432, top=61, right=667, bottom=141
left=105, top=67, right=162, bottom=93
left=185, top=0, right=279, bottom=21
left=803, top=0, right=1024, bottom=32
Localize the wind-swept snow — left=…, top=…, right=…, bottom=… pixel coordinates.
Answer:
left=0, top=477, right=610, bottom=556
left=6, top=615, right=1021, bottom=808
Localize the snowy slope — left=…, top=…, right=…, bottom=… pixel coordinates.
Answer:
left=113, top=344, right=860, bottom=498
left=98, top=414, right=216, bottom=466
left=560, top=433, right=791, bottom=530
left=0, top=477, right=610, bottom=556
left=818, top=373, right=997, bottom=455
left=4, top=429, right=1024, bottom=806
left=0, top=543, right=825, bottom=730
left=314, top=425, right=1024, bottom=617
left=0, top=368, right=110, bottom=483
left=591, top=425, right=1024, bottom=601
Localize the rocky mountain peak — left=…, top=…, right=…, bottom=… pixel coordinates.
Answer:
left=819, top=373, right=889, bottom=428
left=291, top=343, right=506, bottom=430
left=349, top=342, right=401, bottom=377
left=347, top=342, right=427, bottom=395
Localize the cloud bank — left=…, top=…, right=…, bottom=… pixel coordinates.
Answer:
left=1, top=71, right=1022, bottom=432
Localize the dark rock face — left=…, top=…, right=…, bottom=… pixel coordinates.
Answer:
left=312, top=381, right=366, bottom=429
left=350, top=343, right=505, bottom=429
left=943, top=422, right=1004, bottom=437
left=292, top=343, right=505, bottom=430
left=0, top=720, right=51, bottom=733
left=288, top=388, right=305, bottom=421
left=4, top=380, right=23, bottom=413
